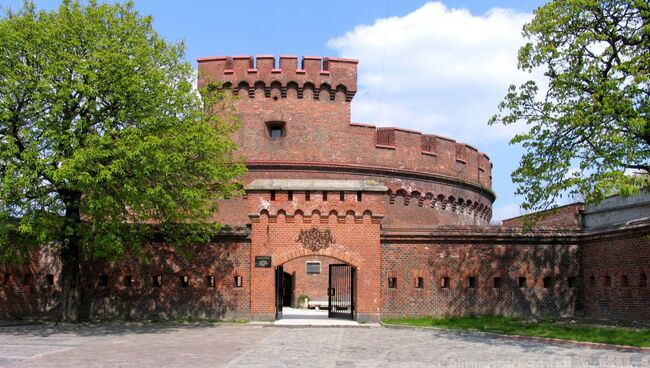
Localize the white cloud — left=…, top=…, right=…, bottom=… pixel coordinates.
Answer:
left=327, top=1, right=540, bottom=146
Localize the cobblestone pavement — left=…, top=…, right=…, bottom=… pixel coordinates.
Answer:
left=0, top=323, right=647, bottom=367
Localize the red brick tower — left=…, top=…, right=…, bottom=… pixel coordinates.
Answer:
left=198, top=55, right=495, bottom=321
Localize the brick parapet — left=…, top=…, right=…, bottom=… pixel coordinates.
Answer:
left=198, top=55, right=357, bottom=100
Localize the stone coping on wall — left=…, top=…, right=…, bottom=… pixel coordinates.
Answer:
left=381, top=226, right=583, bottom=244
left=245, top=179, right=388, bottom=192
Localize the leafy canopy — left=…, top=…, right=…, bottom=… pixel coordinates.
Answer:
left=490, top=0, right=649, bottom=212
left=0, top=0, right=245, bottom=263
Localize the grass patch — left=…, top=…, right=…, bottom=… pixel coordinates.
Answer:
left=382, top=316, right=650, bottom=348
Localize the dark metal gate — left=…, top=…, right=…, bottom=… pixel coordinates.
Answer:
left=328, top=264, right=355, bottom=320
left=275, top=265, right=283, bottom=319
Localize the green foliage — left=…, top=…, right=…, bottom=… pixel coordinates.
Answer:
left=0, top=0, right=245, bottom=264
left=490, top=0, right=649, bottom=212
left=382, top=315, right=650, bottom=347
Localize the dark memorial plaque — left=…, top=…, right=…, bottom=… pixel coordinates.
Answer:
left=255, top=256, right=272, bottom=268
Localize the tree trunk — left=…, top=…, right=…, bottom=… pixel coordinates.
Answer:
left=59, top=191, right=83, bottom=322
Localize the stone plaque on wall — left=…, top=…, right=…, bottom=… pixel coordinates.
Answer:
left=255, top=256, right=272, bottom=268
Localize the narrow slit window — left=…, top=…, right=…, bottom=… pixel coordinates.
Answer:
left=357, top=191, right=362, bottom=202
left=288, top=190, right=293, bottom=201
left=270, top=190, right=276, bottom=201
left=543, top=277, right=552, bottom=289
left=207, top=275, right=215, bottom=288
left=568, top=277, right=577, bottom=288
left=340, top=191, right=345, bottom=201
left=305, top=191, right=311, bottom=201
left=322, top=191, right=328, bottom=201
left=152, top=275, right=162, bottom=288
left=234, top=276, right=243, bottom=288
left=99, top=274, right=109, bottom=287
left=440, top=277, right=450, bottom=289
left=518, top=277, right=527, bottom=288
left=415, top=277, right=424, bottom=289
left=124, top=275, right=133, bottom=287
left=388, top=277, right=397, bottom=289
left=467, top=277, right=476, bottom=289
left=180, top=275, right=189, bottom=288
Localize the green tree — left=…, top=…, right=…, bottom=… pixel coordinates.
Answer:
left=0, top=1, right=245, bottom=321
left=490, top=0, right=649, bottom=212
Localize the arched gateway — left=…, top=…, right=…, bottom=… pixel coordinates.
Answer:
left=248, top=179, right=384, bottom=322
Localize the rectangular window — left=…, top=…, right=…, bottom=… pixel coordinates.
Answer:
left=152, top=275, right=162, bottom=288
left=356, top=191, right=362, bottom=202
left=305, top=191, right=311, bottom=201
left=46, top=274, right=55, bottom=286
left=467, top=277, right=476, bottom=289
left=322, top=191, right=328, bottom=201
left=340, top=191, right=345, bottom=201
left=124, top=275, right=133, bottom=287
left=440, top=276, right=450, bottom=289
left=388, top=277, right=397, bottom=289
left=568, top=277, right=577, bottom=288
left=493, top=277, right=502, bottom=289
left=207, top=275, right=215, bottom=288
left=270, top=190, right=276, bottom=201
left=288, top=190, right=293, bottom=201
left=306, top=262, right=321, bottom=275
left=266, top=121, right=285, bottom=138
left=234, top=276, right=243, bottom=288
left=518, top=277, right=527, bottom=288
left=415, top=277, right=424, bottom=289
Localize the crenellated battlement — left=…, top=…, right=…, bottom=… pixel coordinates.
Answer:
left=198, top=55, right=358, bottom=101
left=350, top=123, right=493, bottom=182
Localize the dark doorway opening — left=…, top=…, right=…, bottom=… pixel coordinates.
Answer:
left=282, top=271, right=293, bottom=307
left=275, top=259, right=356, bottom=321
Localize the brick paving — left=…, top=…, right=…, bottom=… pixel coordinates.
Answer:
left=0, top=323, right=647, bottom=367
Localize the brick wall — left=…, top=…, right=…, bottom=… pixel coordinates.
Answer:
left=582, top=224, right=650, bottom=321
left=81, top=238, right=250, bottom=320
left=381, top=227, right=582, bottom=318
left=502, top=203, right=584, bottom=228
left=0, top=245, right=60, bottom=319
